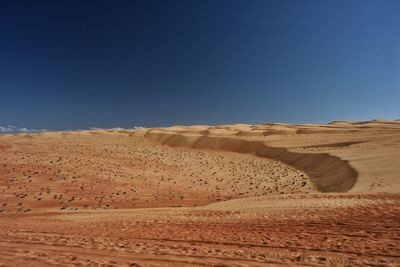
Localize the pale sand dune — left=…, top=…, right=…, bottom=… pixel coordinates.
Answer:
left=139, top=119, right=400, bottom=193
left=0, top=120, right=399, bottom=266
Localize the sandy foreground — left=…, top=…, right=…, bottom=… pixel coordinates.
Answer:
left=0, top=119, right=399, bottom=266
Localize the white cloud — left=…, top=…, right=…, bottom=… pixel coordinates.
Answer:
left=18, top=128, right=30, bottom=132
left=1, top=125, right=144, bottom=134
left=89, top=126, right=145, bottom=131
left=0, top=126, right=16, bottom=133
left=0, top=126, right=48, bottom=134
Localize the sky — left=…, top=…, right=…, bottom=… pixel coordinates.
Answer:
left=0, top=0, right=399, bottom=131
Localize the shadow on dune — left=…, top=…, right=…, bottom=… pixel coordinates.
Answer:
left=141, top=130, right=357, bottom=193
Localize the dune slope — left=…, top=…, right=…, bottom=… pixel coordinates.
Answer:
left=143, top=130, right=357, bottom=192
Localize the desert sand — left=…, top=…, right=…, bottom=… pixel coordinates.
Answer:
left=0, top=119, right=399, bottom=266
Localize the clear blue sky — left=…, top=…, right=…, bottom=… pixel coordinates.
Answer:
left=0, top=0, right=399, bottom=131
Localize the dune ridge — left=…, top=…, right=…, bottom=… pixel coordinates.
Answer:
left=141, top=129, right=357, bottom=192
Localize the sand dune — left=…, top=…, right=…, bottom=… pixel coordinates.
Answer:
left=142, top=130, right=357, bottom=192
left=139, top=119, right=400, bottom=193
left=0, top=120, right=399, bottom=266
